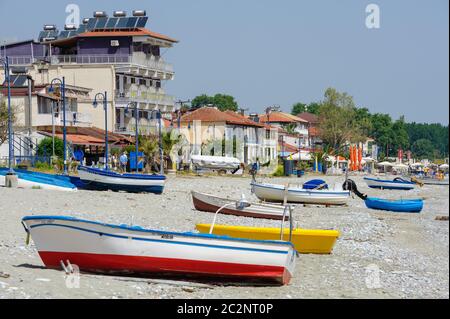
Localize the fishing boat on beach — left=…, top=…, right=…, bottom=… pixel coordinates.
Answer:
left=364, top=177, right=416, bottom=190
left=364, top=197, right=423, bottom=213
left=251, top=182, right=350, bottom=205
left=21, top=215, right=296, bottom=285
left=0, top=168, right=77, bottom=192
left=191, top=191, right=290, bottom=220
left=343, top=179, right=423, bottom=213
left=76, top=166, right=165, bottom=194
left=196, top=224, right=339, bottom=254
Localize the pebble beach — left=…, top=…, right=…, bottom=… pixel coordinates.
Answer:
left=0, top=174, right=448, bottom=299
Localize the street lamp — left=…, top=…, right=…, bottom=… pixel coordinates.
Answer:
left=48, top=77, right=67, bottom=175
left=125, top=102, right=139, bottom=173
left=0, top=56, right=15, bottom=176
left=93, top=92, right=109, bottom=170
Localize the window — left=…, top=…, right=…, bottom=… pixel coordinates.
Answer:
left=37, top=96, right=52, bottom=114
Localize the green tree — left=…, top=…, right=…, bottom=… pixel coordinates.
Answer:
left=36, top=137, right=64, bottom=158
left=317, top=88, right=367, bottom=152
left=191, top=94, right=214, bottom=108
left=305, top=102, right=321, bottom=115
left=291, top=102, right=307, bottom=115
left=391, top=116, right=409, bottom=154
left=411, top=138, right=435, bottom=159
left=191, top=93, right=239, bottom=111
left=0, top=99, right=16, bottom=146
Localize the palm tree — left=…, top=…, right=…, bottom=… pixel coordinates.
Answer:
left=140, top=136, right=159, bottom=173
left=162, top=131, right=182, bottom=171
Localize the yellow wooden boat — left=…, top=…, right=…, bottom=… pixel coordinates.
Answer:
left=195, top=224, right=339, bottom=254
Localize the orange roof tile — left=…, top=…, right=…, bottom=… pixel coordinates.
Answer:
left=259, top=111, right=308, bottom=124
left=181, top=107, right=263, bottom=127
left=297, top=112, right=319, bottom=123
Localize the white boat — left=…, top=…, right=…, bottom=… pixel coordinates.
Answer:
left=76, top=166, right=165, bottom=194
left=364, top=177, right=415, bottom=190
left=251, top=182, right=350, bottom=205
left=22, top=215, right=296, bottom=285
left=0, top=168, right=77, bottom=192
left=191, top=191, right=291, bottom=220
left=191, top=155, right=241, bottom=171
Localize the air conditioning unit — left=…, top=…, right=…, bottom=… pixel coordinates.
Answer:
left=111, top=40, right=120, bottom=47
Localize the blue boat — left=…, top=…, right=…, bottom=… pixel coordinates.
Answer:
left=76, top=166, right=166, bottom=194
left=365, top=197, right=423, bottom=213
left=364, top=177, right=415, bottom=190
left=302, top=179, right=329, bottom=190
left=0, top=168, right=77, bottom=192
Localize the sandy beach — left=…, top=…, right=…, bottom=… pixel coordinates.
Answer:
left=0, top=174, right=448, bottom=299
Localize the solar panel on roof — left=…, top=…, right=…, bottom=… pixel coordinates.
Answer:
left=77, top=25, right=86, bottom=33
left=126, top=17, right=138, bottom=28
left=106, top=17, right=118, bottom=29
left=135, top=17, right=148, bottom=28
left=87, top=18, right=97, bottom=30
left=38, top=31, right=48, bottom=40
left=116, top=17, right=129, bottom=28
left=95, top=17, right=108, bottom=29
left=59, top=31, right=70, bottom=39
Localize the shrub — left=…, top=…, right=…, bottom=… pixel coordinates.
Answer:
left=272, top=164, right=285, bottom=177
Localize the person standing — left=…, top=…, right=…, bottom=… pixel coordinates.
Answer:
left=119, top=152, right=128, bottom=173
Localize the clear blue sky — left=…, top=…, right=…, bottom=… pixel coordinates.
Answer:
left=0, top=0, right=448, bottom=124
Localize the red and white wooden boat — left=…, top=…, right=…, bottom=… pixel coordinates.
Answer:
left=22, top=215, right=296, bottom=285
left=192, top=191, right=290, bottom=220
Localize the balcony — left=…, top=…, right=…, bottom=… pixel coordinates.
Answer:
left=6, top=54, right=174, bottom=75
left=34, top=112, right=92, bottom=127
left=115, top=123, right=161, bottom=135
left=115, top=90, right=175, bottom=108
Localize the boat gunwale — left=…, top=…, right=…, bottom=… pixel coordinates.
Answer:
left=363, top=177, right=415, bottom=185
left=22, top=216, right=295, bottom=248
left=251, top=182, right=350, bottom=196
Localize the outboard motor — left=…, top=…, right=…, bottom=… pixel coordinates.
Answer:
left=343, top=179, right=367, bottom=200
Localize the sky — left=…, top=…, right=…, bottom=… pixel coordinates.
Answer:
left=0, top=0, right=448, bottom=124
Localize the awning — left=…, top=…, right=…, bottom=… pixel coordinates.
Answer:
left=39, top=132, right=105, bottom=146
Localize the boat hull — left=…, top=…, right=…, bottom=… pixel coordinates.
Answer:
left=364, top=177, right=415, bottom=190
left=364, top=197, right=423, bottom=213
left=192, top=191, right=289, bottom=220
left=196, top=224, right=340, bottom=254
left=0, top=168, right=76, bottom=192
left=22, top=216, right=295, bottom=285
left=77, top=166, right=165, bottom=194
left=251, top=182, right=350, bottom=205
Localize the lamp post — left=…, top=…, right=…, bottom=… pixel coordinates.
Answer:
left=0, top=56, right=14, bottom=176
left=125, top=102, right=139, bottom=173
left=93, top=92, right=109, bottom=170
left=48, top=77, right=67, bottom=175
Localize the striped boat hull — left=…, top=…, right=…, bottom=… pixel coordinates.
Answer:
left=22, top=216, right=296, bottom=285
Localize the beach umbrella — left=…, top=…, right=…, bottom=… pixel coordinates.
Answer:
left=411, top=162, right=423, bottom=167
left=377, top=161, right=393, bottom=167
left=394, top=163, right=409, bottom=170
left=439, top=164, right=449, bottom=169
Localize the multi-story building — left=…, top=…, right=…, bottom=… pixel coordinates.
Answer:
left=178, top=107, right=278, bottom=165
left=0, top=10, right=177, bottom=158
left=258, top=111, right=310, bottom=148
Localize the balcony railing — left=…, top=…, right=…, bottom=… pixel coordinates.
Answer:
left=34, top=112, right=92, bottom=127
left=6, top=54, right=174, bottom=73
left=115, top=90, right=175, bottom=106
